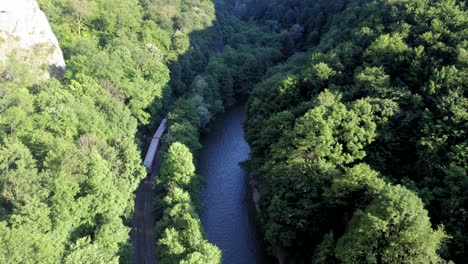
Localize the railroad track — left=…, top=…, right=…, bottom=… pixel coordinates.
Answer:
left=132, top=119, right=167, bottom=264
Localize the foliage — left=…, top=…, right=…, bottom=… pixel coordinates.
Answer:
left=244, top=0, right=467, bottom=262
left=3, top=0, right=466, bottom=263
left=155, top=143, right=221, bottom=264
left=151, top=4, right=288, bottom=262
left=0, top=0, right=220, bottom=261
left=335, top=185, right=447, bottom=264
left=0, top=70, right=143, bottom=262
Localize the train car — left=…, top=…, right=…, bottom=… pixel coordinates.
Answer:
left=143, top=118, right=167, bottom=173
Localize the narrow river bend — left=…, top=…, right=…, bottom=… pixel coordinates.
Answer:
left=199, top=104, right=265, bottom=263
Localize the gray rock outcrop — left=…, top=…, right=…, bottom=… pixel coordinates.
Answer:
left=0, top=0, right=65, bottom=76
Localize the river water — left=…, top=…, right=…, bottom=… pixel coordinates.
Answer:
left=199, top=104, right=265, bottom=263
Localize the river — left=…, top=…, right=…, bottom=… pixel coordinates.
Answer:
left=199, top=104, right=265, bottom=263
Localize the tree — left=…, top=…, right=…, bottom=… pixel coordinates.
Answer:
left=64, top=237, right=117, bottom=264
left=364, top=33, right=410, bottom=74
left=312, top=232, right=336, bottom=264
left=280, top=31, right=295, bottom=58
left=70, top=0, right=93, bottom=36
left=330, top=163, right=386, bottom=201
left=292, top=90, right=376, bottom=171
left=159, top=142, right=195, bottom=188
left=242, top=0, right=467, bottom=261
left=0, top=139, right=42, bottom=210
left=335, top=185, right=447, bottom=264
left=180, top=242, right=221, bottom=264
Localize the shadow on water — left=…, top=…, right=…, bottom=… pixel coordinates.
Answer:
left=147, top=1, right=281, bottom=262
left=198, top=104, right=269, bottom=264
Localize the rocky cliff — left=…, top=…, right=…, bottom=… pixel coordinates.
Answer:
left=0, top=0, right=65, bottom=77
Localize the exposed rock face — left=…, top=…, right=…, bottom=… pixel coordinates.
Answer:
left=0, top=0, right=65, bottom=75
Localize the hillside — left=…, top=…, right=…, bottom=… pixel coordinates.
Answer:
left=0, top=0, right=466, bottom=263
left=243, top=0, right=467, bottom=262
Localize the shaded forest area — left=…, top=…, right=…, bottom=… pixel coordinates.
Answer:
left=0, top=0, right=466, bottom=263
left=243, top=0, right=467, bottom=263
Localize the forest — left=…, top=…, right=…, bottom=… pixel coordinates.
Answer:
left=0, top=0, right=466, bottom=263
left=243, top=0, right=467, bottom=263
left=1, top=0, right=218, bottom=261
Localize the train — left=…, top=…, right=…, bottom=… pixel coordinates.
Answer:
left=143, top=118, right=167, bottom=174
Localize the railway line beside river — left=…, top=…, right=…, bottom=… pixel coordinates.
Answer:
left=131, top=119, right=167, bottom=264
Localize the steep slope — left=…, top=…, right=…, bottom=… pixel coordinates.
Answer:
left=0, top=0, right=65, bottom=78
left=0, top=0, right=216, bottom=262
left=1, top=0, right=465, bottom=263
left=243, top=0, right=467, bottom=262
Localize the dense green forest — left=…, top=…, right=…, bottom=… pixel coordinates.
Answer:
left=0, top=0, right=220, bottom=262
left=0, top=0, right=466, bottom=263
left=243, top=0, right=467, bottom=263
left=0, top=0, right=285, bottom=262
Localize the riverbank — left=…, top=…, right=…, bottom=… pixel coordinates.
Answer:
left=248, top=174, right=287, bottom=264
